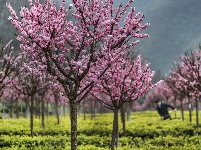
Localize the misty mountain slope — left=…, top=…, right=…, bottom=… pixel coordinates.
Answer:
left=1, top=0, right=201, bottom=76
left=132, top=0, right=201, bottom=74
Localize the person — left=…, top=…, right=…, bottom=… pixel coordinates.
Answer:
left=154, top=99, right=176, bottom=120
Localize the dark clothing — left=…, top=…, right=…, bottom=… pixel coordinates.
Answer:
left=156, top=103, right=175, bottom=120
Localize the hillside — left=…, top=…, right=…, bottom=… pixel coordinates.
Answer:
left=1, top=0, right=201, bottom=76
left=132, top=0, right=201, bottom=75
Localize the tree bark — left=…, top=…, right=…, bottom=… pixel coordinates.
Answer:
left=195, top=98, right=199, bottom=128
left=26, top=104, right=30, bottom=119
left=188, top=103, right=192, bottom=122
left=70, top=101, right=78, bottom=150
left=41, top=95, right=45, bottom=129
left=174, top=97, right=177, bottom=119
left=188, top=97, right=192, bottom=122
left=46, top=101, right=49, bottom=118
left=2, top=103, right=5, bottom=117
left=180, top=100, right=184, bottom=121
left=94, top=101, right=97, bottom=118
left=55, top=103, right=60, bottom=124
left=15, top=101, right=19, bottom=119
left=83, top=105, right=86, bottom=120
left=37, top=101, right=41, bottom=119
left=91, top=100, right=93, bottom=120
left=63, top=105, right=66, bottom=117
left=30, top=96, right=34, bottom=137
left=120, top=105, right=126, bottom=136
left=127, top=104, right=132, bottom=121
left=9, top=101, right=14, bottom=118
left=111, top=109, right=118, bottom=150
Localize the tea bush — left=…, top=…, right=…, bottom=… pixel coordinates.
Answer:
left=0, top=111, right=200, bottom=149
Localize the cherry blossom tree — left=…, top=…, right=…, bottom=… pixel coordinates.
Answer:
left=164, top=60, right=197, bottom=122
left=0, top=39, right=19, bottom=97
left=12, top=54, right=49, bottom=137
left=7, top=0, right=149, bottom=148
left=2, top=85, right=22, bottom=118
left=47, top=81, right=67, bottom=124
left=173, top=65, right=192, bottom=121
left=37, top=88, right=48, bottom=128
left=0, top=39, right=21, bottom=119
left=80, top=94, right=98, bottom=120
left=90, top=54, right=154, bottom=150
left=165, top=71, right=186, bottom=120
left=174, top=50, right=201, bottom=127
left=154, top=80, right=174, bottom=102
left=133, top=88, right=160, bottom=111
left=136, top=80, right=178, bottom=117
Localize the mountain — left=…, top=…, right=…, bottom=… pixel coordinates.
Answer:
left=131, top=0, right=201, bottom=75
left=1, top=0, right=201, bottom=76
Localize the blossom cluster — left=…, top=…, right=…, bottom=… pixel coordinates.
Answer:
left=7, top=0, right=150, bottom=104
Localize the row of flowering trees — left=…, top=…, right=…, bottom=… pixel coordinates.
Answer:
left=133, top=48, right=201, bottom=128
left=4, top=0, right=155, bottom=150
left=0, top=44, right=68, bottom=136
left=166, top=49, right=201, bottom=127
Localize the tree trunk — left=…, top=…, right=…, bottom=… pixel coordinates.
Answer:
left=55, top=103, right=60, bottom=124
left=38, top=101, right=41, bottom=119
left=84, top=105, right=86, bottom=120
left=127, top=103, right=132, bottom=121
left=9, top=101, right=13, bottom=118
left=20, top=104, right=23, bottom=114
left=180, top=100, right=184, bottom=121
left=94, top=101, right=97, bottom=118
left=174, top=97, right=177, bottom=119
left=26, top=102, right=30, bottom=119
left=91, top=100, right=93, bottom=120
left=188, top=103, right=192, bottom=122
left=70, top=101, right=78, bottom=150
left=195, top=98, right=199, bottom=128
left=46, top=101, right=49, bottom=118
left=120, top=105, right=126, bottom=136
left=41, top=95, right=45, bottom=129
left=111, top=109, right=119, bottom=150
left=30, top=96, right=34, bottom=137
left=2, top=103, right=5, bottom=115
left=63, top=105, right=66, bottom=117
left=188, top=97, right=192, bottom=122
left=54, top=93, right=60, bottom=124
left=15, top=101, right=19, bottom=119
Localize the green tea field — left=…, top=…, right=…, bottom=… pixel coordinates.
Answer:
left=0, top=111, right=200, bottom=150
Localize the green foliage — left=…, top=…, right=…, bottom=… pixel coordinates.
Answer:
left=0, top=111, right=200, bottom=149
